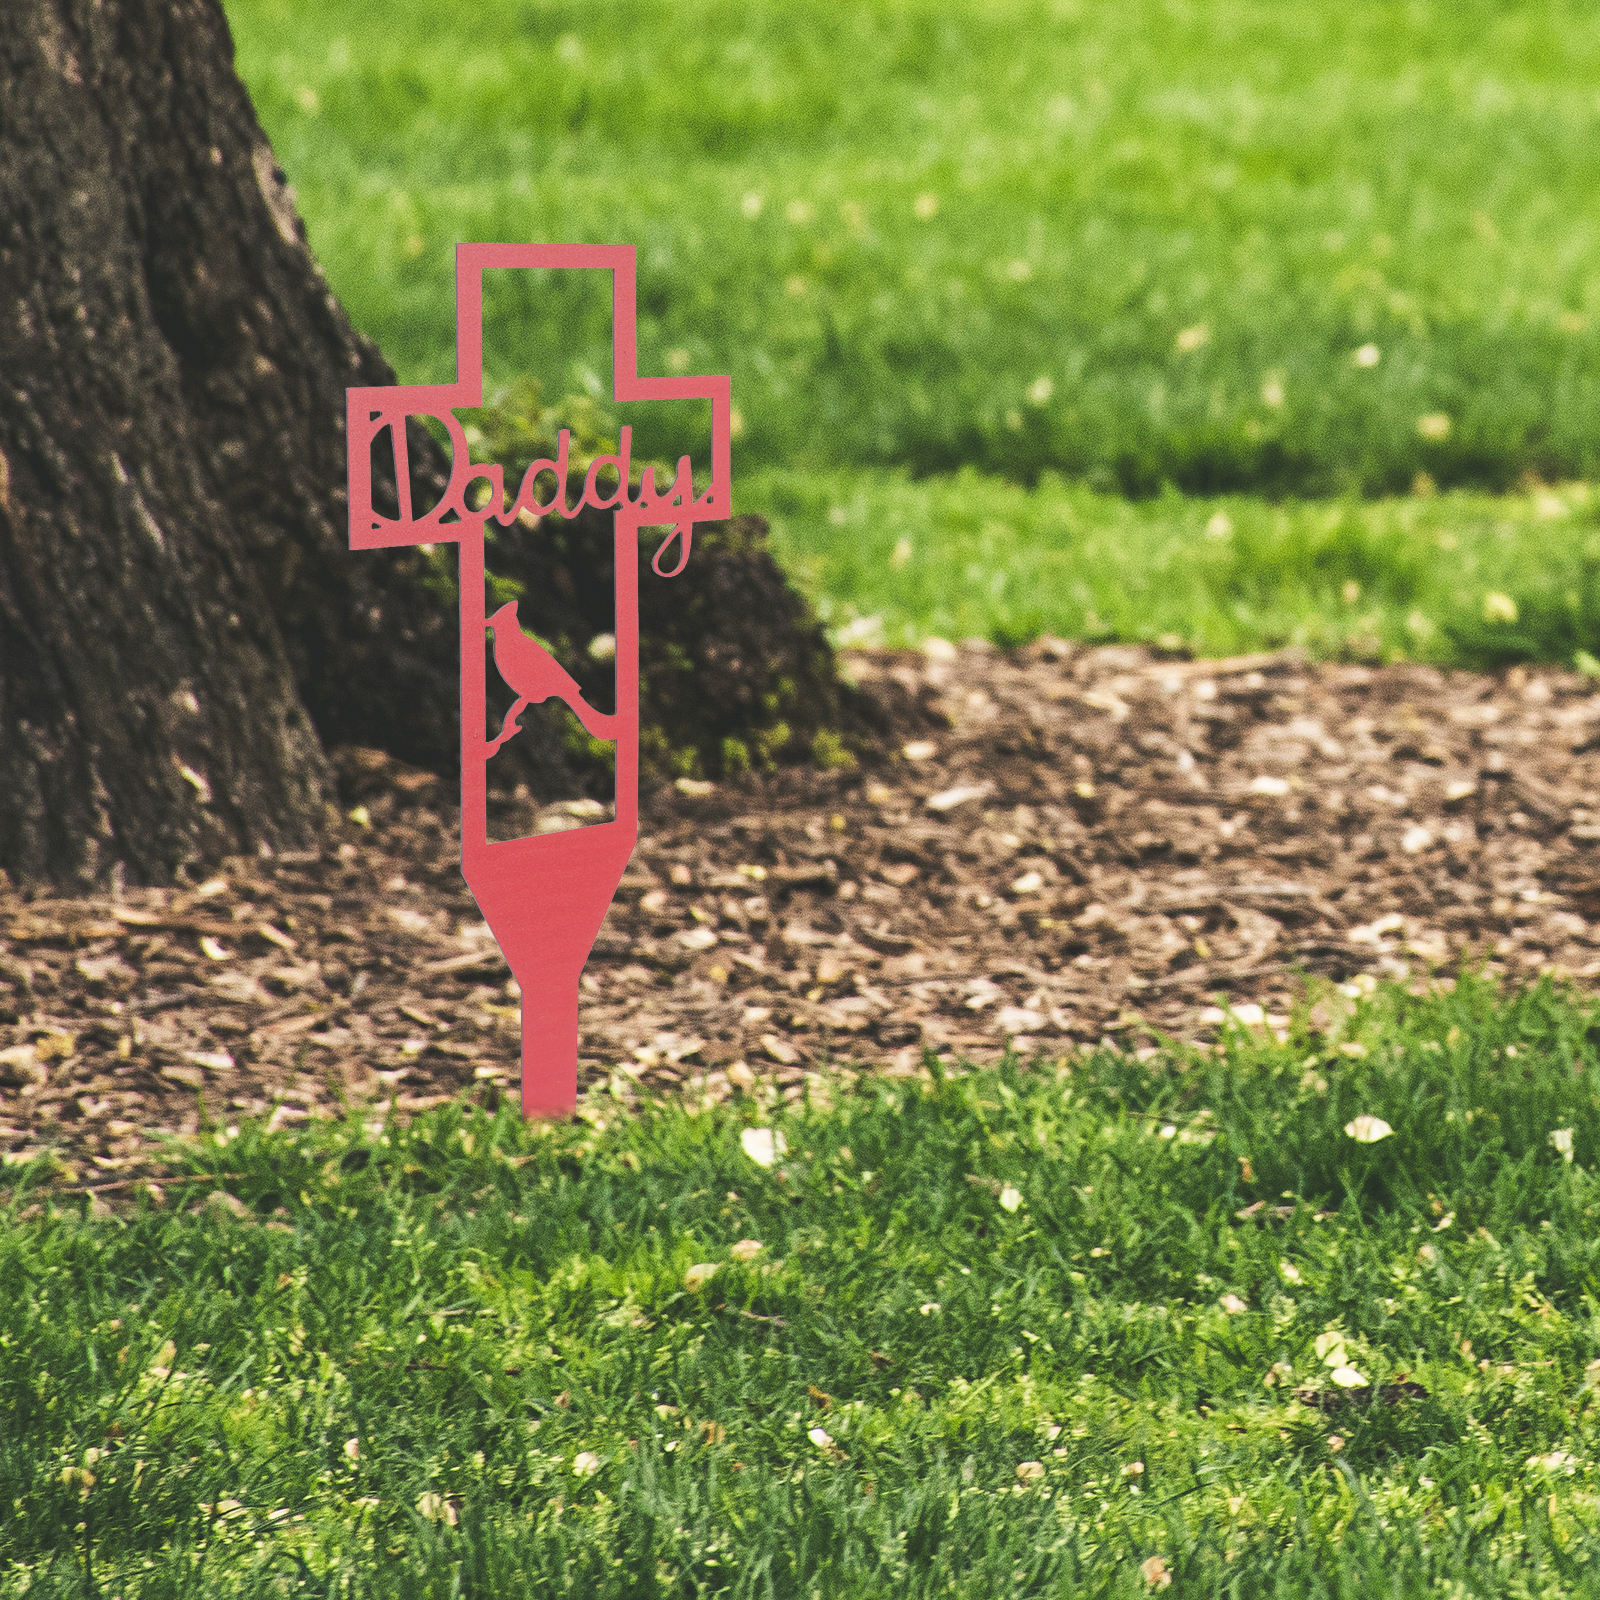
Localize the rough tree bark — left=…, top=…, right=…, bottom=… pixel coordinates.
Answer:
left=0, top=0, right=463, bottom=891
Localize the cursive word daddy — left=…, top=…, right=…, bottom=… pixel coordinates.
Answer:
left=464, top=427, right=707, bottom=577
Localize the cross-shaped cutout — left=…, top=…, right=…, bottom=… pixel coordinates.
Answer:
left=347, top=243, right=731, bottom=1119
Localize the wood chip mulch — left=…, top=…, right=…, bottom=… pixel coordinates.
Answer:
left=8, top=637, right=1600, bottom=1187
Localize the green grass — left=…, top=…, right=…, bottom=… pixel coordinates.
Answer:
left=228, top=0, right=1600, bottom=497
left=751, top=467, right=1600, bottom=666
left=11, top=974, right=1600, bottom=1594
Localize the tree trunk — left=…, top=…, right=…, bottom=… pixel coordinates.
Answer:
left=0, top=0, right=909, bottom=893
left=0, top=0, right=463, bottom=891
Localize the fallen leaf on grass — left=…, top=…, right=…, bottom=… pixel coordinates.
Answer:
left=416, top=1491, right=458, bottom=1524
left=1345, top=1115, right=1393, bottom=1143
left=1315, top=1331, right=1349, bottom=1364
left=740, top=1128, right=787, bottom=1167
left=1140, top=1555, right=1172, bottom=1589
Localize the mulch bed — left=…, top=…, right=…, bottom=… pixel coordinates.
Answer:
left=8, top=638, right=1600, bottom=1185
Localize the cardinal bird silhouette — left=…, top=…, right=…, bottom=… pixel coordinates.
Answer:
left=485, top=600, right=620, bottom=755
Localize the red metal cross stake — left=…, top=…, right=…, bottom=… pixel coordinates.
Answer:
left=347, top=243, right=731, bottom=1118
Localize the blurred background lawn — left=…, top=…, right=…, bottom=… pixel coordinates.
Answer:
left=228, top=0, right=1600, bottom=660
